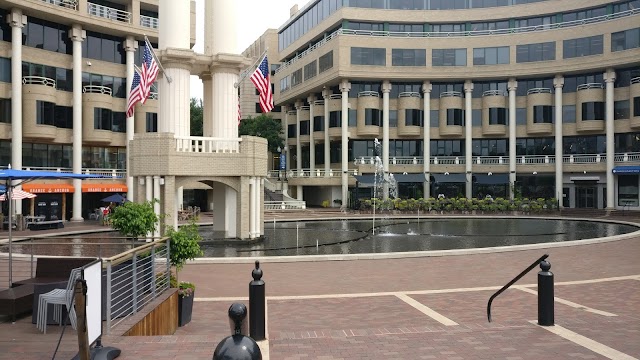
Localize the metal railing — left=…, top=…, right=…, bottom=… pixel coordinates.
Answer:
left=440, top=91, right=463, bottom=98
left=140, top=15, right=159, bottom=29
left=487, top=254, right=548, bottom=322
left=22, top=76, right=56, bottom=88
left=631, top=77, right=640, bottom=85
left=577, top=83, right=604, bottom=91
left=20, top=166, right=126, bottom=178
left=264, top=201, right=306, bottom=210
left=286, top=169, right=354, bottom=178
left=82, top=85, right=113, bottom=96
left=37, top=0, right=78, bottom=10
left=475, top=156, right=507, bottom=165
left=175, top=136, right=241, bottom=153
left=300, top=105, right=310, bottom=110
left=483, top=90, right=506, bottom=97
left=329, top=94, right=342, bottom=100
left=527, top=88, right=552, bottom=95
left=564, top=154, right=601, bottom=164
left=358, top=91, right=380, bottom=98
left=518, top=155, right=552, bottom=164
left=314, top=100, right=325, bottom=105
left=104, top=237, right=170, bottom=334
left=615, top=152, right=640, bottom=162
left=276, top=9, right=639, bottom=76
left=87, top=2, right=132, bottom=23
left=399, top=92, right=421, bottom=98
left=149, top=92, right=158, bottom=100
left=432, top=156, right=465, bottom=165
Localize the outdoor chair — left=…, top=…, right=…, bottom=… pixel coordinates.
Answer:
left=36, top=267, right=81, bottom=334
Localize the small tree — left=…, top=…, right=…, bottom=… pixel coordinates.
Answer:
left=166, top=220, right=203, bottom=296
left=109, top=201, right=158, bottom=239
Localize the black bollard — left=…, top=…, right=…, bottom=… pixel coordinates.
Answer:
left=213, top=303, right=262, bottom=360
left=538, top=259, right=554, bottom=326
left=249, top=260, right=266, bottom=341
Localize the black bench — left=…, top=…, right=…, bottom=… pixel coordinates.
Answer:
left=28, top=220, right=64, bottom=230
left=0, top=285, right=34, bottom=322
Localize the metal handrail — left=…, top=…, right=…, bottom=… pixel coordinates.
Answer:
left=87, top=2, right=132, bottom=23
left=38, top=0, right=78, bottom=10
left=103, top=237, right=167, bottom=266
left=483, top=90, right=506, bottom=97
left=149, top=92, right=158, bottom=100
left=527, top=88, right=552, bottom=95
left=22, top=76, right=56, bottom=88
left=631, top=77, right=640, bottom=85
left=440, top=91, right=462, bottom=98
left=140, top=15, right=159, bottom=29
left=399, top=92, right=421, bottom=98
left=358, top=91, right=380, bottom=98
left=329, top=94, right=342, bottom=99
left=487, top=254, right=548, bottom=322
left=300, top=105, right=310, bottom=110
left=577, top=83, right=604, bottom=91
left=82, top=85, right=113, bottom=96
left=314, top=100, right=325, bottom=105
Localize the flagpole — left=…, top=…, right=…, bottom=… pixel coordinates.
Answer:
left=144, top=35, right=173, bottom=83
left=234, top=50, right=268, bottom=88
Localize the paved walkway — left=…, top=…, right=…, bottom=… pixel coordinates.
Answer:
left=0, top=210, right=639, bottom=359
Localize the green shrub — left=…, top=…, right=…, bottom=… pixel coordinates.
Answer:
left=109, top=200, right=158, bottom=239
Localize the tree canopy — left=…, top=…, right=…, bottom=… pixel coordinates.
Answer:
left=190, top=98, right=203, bottom=136
left=239, top=114, right=284, bottom=153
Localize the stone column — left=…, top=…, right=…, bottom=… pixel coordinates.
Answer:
left=124, top=37, right=137, bottom=202
left=422, top=81, right=432, bottom=199
left=284, top=106, right=291, bottom=174
left=295, top=100, right=303, bottom=200
left=308, top=95, right=316, bottom=177
left=508, top=78, right=517, bottom=200
left=8, top=10, right=26, bottom=215
left=323, top=88, right=330, bottom=176
left=340, top=80, right=351, bottom=209
left=71, top=25, right=86, bottom=221
left=554, top=76, right=564, bottom=206
left=604, top=69, right=616, bottom=210
left=382, top=80, right=391, bottom=200
left=464, top=81, right=473, bottom=199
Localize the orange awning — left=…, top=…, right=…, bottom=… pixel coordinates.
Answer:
left=22, top=183, right=127, bottom=193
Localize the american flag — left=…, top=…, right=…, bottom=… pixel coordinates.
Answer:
left=250, top=56, right=273, bottom=113
left=126, top=69, right=143, bottom=118
left=238, top=95, right=242, bottom=125
left=141, top=42, right=159, bottom=104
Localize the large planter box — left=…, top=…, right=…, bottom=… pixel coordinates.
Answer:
left=178, top=291, right=194, bottom=327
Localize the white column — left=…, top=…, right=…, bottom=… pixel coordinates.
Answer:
left=284, top=107, right=291, bottom=174
left=205, top=0, right=236, bottom=55
left=8, top=10, right=26, bottom=216
left=464, top=81, right=473, bottom=199
left=295, top=100, right=302, bottom=200
left=210, top=71, right=238, bottom=139
left=309, top=95, right=316, bottom=177
left=508, top=79, right=517, bottom=200
left=172, top=185, right=179, bottom=229
left=160, top=0, right=190, bottom=50
left=323, top=89, right=330, bottom=176
left=554, top=76, right=564, bottom=206
left=153, top=176, right=161, bottom=238
left=145, top=176, right=153, bottom=239
left=605, top=69, right=616, bottom=210
left=71, top=25, right=86, bottom=221
left=422, top=81, right=432, bottom=199
left=340, top=81, right=351, bottom=209
left=382, top=80, right=391, bottom=200
left=124, top=37, right=137, bottom=203
left=249, top=177, right=256, bottom=238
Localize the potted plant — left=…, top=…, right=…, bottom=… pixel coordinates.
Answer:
left=166, top=220, right=203, bottom=327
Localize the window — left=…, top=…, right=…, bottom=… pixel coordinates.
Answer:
left=313, top=116, right=324, bottom=131
left=291, top=68, right=303, bottom=87
left=329, top=141, right=342, bottom=163
left=389, top=110, right=398, bottom=127
left=279, top=76, right=290, bottom=92
left=513, top=15, right=554, bottom=29
left=516, top=42, right=556, bottom=63
left=615, top=100, right=630, bottom=120
left=582, top=102, right=605, bottom=120
left=0, top=98, right=10, bottom=123
left=516, top=108, right=526, bottom=125
left=329, top=111, right=341, bottom=127
left=517, top=78, right=553, bottom=96
left=315, top=143, right=325, bottom=165
left=430, top=110, right=439, bottom=127
left=618, top=175, right=639, bottom=207
left=615, top=132, right=640, bottom=152
left=470, top=20, right=509, bottom=31
left=446, top=109, right=463, bottom=126
left=516, top=137, right=555, bottom=155
left=562, top=7, right=606, bottom=22
left=319, top=51, right=333, bottom=73
left=94, top=108, right=112, bottom=130
left=472, top=109, right=482, bottom=126
left=255, top=103, right=262, bottom=113
left=347, top=21, right=384, bottom=31
left=533, top=105, right=553, bottom=123
left=0, top=57, right=10, bottom=83
left=287, top=124, right=296, bottom=138
left=351, top=47, right=386, bottom=65
left=112, top=112, right=125, bottom=133
left=473, top=47, right=509, bottom=65
left=388, top=23, right=424, bottom=32
left=392, top=49, right=426, bottom=66
left=389, top=0, right=425, bottom=10
left=303, top=61, right=317, bottom=80
left=146, top=113, right=157, bottom=132
left=431, top=23, right=465, bottom=33
left=348, top=109, right=357, bottom=127
left=405, top=109, right=423, bottom=126
left=563, top=105, right=576, bottom=123
left=635, top=97, right=640, bottom=117
left=83, top=30, right=126, bottom=64
left=611, top=28, right=640, bottom=52
left=430, top=139, right=464, bottom=156
left=300, top=120, right=310, bottom=135
left=563, top=35, right=603, bottom=59
left=36, top=101, right=55, bottom=125
left=364, top=108, right=382, bottom=126
left=390, top=140, right=422, bottom=157
left=563, top=73, right=603, bottom=93
left=472, top=139, right=508, bottom=156
left=473, top=81, right=508, bottom=98
left=563, top=135, right=605, bottom=154
left=488, top=108, right=507, bottom=125
left=53, top=105, right=72, bottom=128
left=432, top=49, right=466, bottom=66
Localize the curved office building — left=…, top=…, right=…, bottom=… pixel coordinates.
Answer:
left=271, top=0, right=640, bottom=210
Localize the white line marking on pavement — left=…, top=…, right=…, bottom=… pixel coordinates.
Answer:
left=195, top=297, right=249, bottom=302
left=395, top=293, right=458, bottom=326
left=531, top=321, right=638, bottom=360
left=514, top=286, right=617, bottom=317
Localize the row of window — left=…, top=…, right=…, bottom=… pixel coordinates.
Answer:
left=285, top=98, right=639, bottom=133
left=0, top=141, right=127, bottom=169
left=286, top=133, right=640, bottom=164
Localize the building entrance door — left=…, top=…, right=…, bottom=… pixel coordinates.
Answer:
left=575, top=186, right=597, bottom=208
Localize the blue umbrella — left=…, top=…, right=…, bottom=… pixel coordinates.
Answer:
left=0, top=167, right=103, bottom=287
left=101, top=193, right=129, bottom=204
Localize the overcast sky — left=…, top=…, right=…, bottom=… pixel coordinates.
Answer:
left=189, top=0, right=303, bottom=99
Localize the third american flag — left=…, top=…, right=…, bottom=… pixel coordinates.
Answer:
left=250, top=56, right=274, bottom=113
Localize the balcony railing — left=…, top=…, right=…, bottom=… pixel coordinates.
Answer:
left=149, top=92, right=158, bottom=100
left=483, top=90, right=506, bottom=97
left=631, top=77, right=640, bottom=85
left=140, top=15, right=159, bottom=29
left=175, top=136, right=241, bottom=153
left=577, top=83, right=604, bottom=91
left=329, top=94, right=342, bottom=100
left=358, top=91, right=380, bottom=98
left=82, top=85, right=112, bottom=96
left=440, top=91, right=463, bottom=98
left=275, top=8, right=639, bottom=75
left=20, top=166, right=126, bottom=178
left=88, top=2, right=132, bottom=23
left=313, top=100, right=325, bottom=105
left=22, top=76, right=56, bottom=88
left=38, top=0, right=78, bottom=10
left=432, top=156, right=465, bottom=165
left=287, top=169, right=357, bottom=178
left=265, top=200, right=306, bottom=210
left=399, top=92, right=421, bottom=98
left=527, top=88, right=552, bottom=95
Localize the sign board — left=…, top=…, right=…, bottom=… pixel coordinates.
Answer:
left=82, top=259, right=102, bottom=346
left=279, top=154, right=286, bottom=170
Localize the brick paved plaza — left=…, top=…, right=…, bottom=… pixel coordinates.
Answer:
left=0, top=211, right=639, bottom=359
